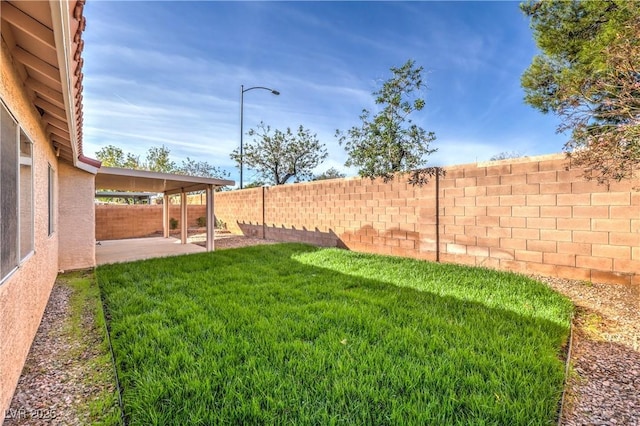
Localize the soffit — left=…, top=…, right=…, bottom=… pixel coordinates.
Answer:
left=1, top=0, right=89, bottom=168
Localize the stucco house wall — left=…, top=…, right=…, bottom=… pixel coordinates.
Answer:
left=0, top=39, right=61, bottom=419
left=58, top=162, right=96, bottom=270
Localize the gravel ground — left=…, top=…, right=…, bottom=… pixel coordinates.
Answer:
left=535, top=276, right=640, bottom=426
left=188, top=232, right=279, bottom=249
left=5, top=241, right=639, bottom=425
left=5, top=273, right=118, bottom=426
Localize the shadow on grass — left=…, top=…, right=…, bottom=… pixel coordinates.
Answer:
left=97, top=243, right=570, bottom=426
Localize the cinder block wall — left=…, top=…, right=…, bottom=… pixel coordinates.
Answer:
left=214, top=188, right=264, bottom=237
left=214, top=154, right=639, bottom=285
left=95, top=205, right=207, bottom=240
left=436, top=156, right=638, bottom=284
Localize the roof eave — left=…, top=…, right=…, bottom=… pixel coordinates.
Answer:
left=77, top=154, right=101, bottom=173
left=49, top=0, right=99, bottom=175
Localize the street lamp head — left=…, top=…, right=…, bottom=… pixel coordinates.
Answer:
left=242, top=85, right=280, bottom=95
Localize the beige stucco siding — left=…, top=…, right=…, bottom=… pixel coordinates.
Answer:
left=0, top=40, right=61, bottom=418
left=58, top=162, right=96, bottom=270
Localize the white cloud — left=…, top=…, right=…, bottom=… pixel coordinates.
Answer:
left=80, top=1, right=563, bottom=184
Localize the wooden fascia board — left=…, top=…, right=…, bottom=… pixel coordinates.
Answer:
left=50, top=0, right=95, bottom=173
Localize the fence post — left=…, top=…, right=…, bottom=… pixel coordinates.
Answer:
left=262, top=186, right=266, bottom=239
left=436, top=168, right=441, bottom=263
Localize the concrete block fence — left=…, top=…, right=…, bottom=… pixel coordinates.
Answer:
left=214, top=154, right=639, bottom=286
left=95, top=204, right=207, bottom=240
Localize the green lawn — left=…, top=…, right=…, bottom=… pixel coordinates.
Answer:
left=97, top=243, right=573, bottom=425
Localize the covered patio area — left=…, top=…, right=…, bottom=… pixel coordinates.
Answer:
left=96, top=237, right=205, bottom=265
left=95, top=167, right=234, bottom=252
left=96, top=234, right=278, bottom=265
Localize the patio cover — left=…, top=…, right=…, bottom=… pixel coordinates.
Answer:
left=96, top=167, right=234, bottom=195
left=96, top=167, right=234, bottom=251
left=95, top=191, right=155, bottom=203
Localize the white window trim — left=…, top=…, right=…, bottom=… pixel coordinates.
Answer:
left=48, top=163, right=56, bottom=236
left=20, top=129, right=35, bottom=262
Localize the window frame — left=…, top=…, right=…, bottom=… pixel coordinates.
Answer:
left=1, top=100, right=37, bottom=285
left=1, top=101, right=20, bottom=284
left=20, top=129, right=35, bottom=261
left=48, top=163, right=55, bottom=236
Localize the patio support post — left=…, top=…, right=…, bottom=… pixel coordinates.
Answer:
left=163, top=193, right=169, bottom=238
left=180, top=190, right=187, bottom=244
left=206, top=184, right=214, bottom=251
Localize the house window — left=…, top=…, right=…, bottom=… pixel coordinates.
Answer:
left=1, top=103, right=19, bottom=282
left=20, top=130, right=34, bottom=259
left=1, top=102, right=36, bottom=283
left=48, top=164, right=55, bottom=236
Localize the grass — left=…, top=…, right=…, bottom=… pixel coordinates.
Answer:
left=97, top=244, right=573, bottom=425
left=59, top=272, right=122, bottom=425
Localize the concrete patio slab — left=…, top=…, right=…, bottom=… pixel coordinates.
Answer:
left=96, top=237, right=206, bottom=265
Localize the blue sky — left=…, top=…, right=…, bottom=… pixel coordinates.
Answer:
left=82, top=1, right=565, bottom=185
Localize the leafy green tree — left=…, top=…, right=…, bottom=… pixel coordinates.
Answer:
left=231, top=122, right=328, bottom=185
left=177, top=157, right=230, bottom=179
left=145, top=145, right=176, bottom=173
left=243, top=180, right=266, bottom=188
left=313, top=167, right=346, bottom=181
left=521, top=0, right=640, bottom=184
left=96, top=145, right=125, bottom=167
left=336, top=59, right=437, bottom=183
left=123, top=153, right=141, bottom=169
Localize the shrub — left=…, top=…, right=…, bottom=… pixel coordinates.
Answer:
left=196, top=216, right=206, bottom=227
left=169, top=217, right=178, bottom=230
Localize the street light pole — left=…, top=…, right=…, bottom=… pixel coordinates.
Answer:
left=240, top=84, right=244, bottom=190
left=239, top=85, right=280, bottom=189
